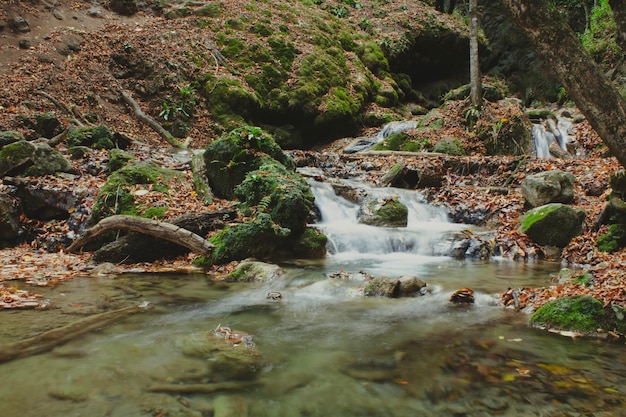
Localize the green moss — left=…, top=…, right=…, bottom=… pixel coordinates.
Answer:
left=195, top=2, right=222, bottom=17
left=142, top=206, right=168, bottom=219
left=0, top=131, right=24, bottom=147
left=597, top=224, right=626, bottom=253
left=530, top=295, right=626, bottom=334
left=208, top=213, right=290, bottom=264
left=250, top=22, right=273, bottom=37
left=293, top=227, right=327, bottom=258
left=235, top=161, right=314, bottom=234
left=357, top=42, right=389, bottom=76
left=67, top=125, right=114, bottom=150
left=107, top=148, right=135, bottom=173
left=373, top=199, right=408, bottom=227
left=433, top=137, right=465, bottom=156
left=203, top=126, right=294, bottom=199
left=268, top=37, right=298, bottom=70
left=90, top=161, right=182, bottom=223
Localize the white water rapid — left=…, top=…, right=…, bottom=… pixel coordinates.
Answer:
left=306, top=176, right=467, bottom=277
left=532, top=114, right=575, bottom=158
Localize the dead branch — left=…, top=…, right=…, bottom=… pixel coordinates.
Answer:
left=68, top=214, right=214, bottom=255
left=0, top=304, right=147, bottom=363
left=34, top=90, right=87, bottom=126
left=120, top=90, right=189, bottom=149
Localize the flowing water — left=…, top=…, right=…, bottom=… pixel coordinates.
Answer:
left=1, top=178, right=625, bottom=417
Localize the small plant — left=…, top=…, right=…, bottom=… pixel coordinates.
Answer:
left=464, top=106, right=481, bottom=130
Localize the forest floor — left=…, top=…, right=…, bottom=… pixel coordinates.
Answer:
left=1, top=0, right=625, bottom=324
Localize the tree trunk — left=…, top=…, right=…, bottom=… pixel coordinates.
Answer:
left=68, top=215, right=214, bottom=255
left=469, top=0, right=482, bottom=107
left=501, top=0, right=626, bottom=168
left=609, top=0, right=626, bottom=50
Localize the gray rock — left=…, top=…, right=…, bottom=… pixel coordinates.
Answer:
left=521, top=170, right=575, bottom=207
left=8, top=16, right=30, bottom=33
left=226, top=261, right=284, bottom=283
left=519, top=203, right=585, bottom=247
left=363, top=277, right=400, bottom=297
left=398, top=276, right=427, bottom=296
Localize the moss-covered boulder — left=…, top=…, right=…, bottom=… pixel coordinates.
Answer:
left=597, top=223, right=626, bottom=253
left=530, top=295, right=626, bottom=335
left=0, top=193, right=22, bottom=241
left=0, top=140, right=73, bottom=177
left=234, top=161, right=314, bottom=235
left=67, top=125, right=115, bottom=150
left=107, top=148, right=135, bottom=173
left=521, top=170, right=575, bottom=208
left=89, top=161, right=183, bottom=224
left=34, top=112, right=61, bottom=138
left=293, top=227, right=328, bottom=258
left=0, top=131, right=24, bottom=147
left=203, top=126, right=294, bottom=199
left=519, top=203, right=585, bottom=248
left=357, top=195, right=408, bottom=227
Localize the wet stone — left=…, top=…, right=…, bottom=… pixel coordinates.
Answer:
left=8, top=16, right=30, bottom=33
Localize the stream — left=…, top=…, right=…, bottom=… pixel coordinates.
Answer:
left=1, top=169, right=625, bottom=417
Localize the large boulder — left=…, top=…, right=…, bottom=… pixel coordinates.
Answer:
left=203, top=126, right=294, bottom=200
left=357, top=195, right=408, bottom=227
left=0, top=140, right=73, bottom=177
left=519, top=203, right=585, bottom=247
left=521, top=170, right=575, bottom=207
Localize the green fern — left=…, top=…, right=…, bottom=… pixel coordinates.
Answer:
left=257, top=195, right=273, bottom=213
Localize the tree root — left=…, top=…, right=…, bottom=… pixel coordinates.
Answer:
left=67, top=215, right=214, bottom=255
left=120, top=90, right=189, bottom=149
left=0, top=304, right=149, bottom=363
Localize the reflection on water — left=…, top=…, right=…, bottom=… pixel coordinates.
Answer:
left=0, top=267, right=625, bottom=417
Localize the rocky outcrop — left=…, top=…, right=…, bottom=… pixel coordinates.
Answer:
left=0, top=140, right=73, bottom=177
left=521, top=170, right=575, bottom=207
left=0, top=194, right=22, bottom=242
left=519, top=203, right=585, bottom=248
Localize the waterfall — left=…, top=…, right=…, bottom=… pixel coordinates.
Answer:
left=343, top=120, right=418, bottom=153
left=531, top=114, right=574, bottom=158
left=307, top=178, right=467, bottom=276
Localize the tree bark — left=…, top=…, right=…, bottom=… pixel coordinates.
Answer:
left=68, top=215, right=214, bottom=255
left=469, top=0, right=482, bottom=107
left=501, top=0, right=626, bottom=168
left=609, top=0, right=626, bottom=50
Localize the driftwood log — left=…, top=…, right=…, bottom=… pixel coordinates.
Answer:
left=91, top=210, right=234, bottom=263
left=120, top=90, right=190, bottom=149
left=0, top=304, right=147, bottom=363
left=68, top=214, right=215, bottom=256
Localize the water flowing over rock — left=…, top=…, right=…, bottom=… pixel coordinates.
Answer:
left=521, top=170, right=575, bottom=208
left=357, top=195, right=408, bottom=227
left=342, top=120, right=418, bottom=154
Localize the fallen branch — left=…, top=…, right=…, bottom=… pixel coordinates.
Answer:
left=120, top=90, right=189, bottom=149
left=0, top=304, right=148, bottom=363
left=148, top=381, right=256, bottom=394
left=67, top=214, right=214, bottom=255
left=34, top=90, right=87, bottom=126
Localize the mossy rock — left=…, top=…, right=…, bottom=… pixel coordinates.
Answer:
left=203, top=126, right=294, bottom=199
left=358, top=195, right=408, bottom=227
left=482, top=114, right=531, bottom=156
left=530, top=295, right=626, bottom=335
left=226, top=261, right=284, bottom=283
left=519, top=203, right=585, bottom=248
left=34, top=112, right=61, bottom=138
left=0, top=131, right=24, bottom=147
left=0, top=140, right=73, bottom=177
left=609, top=169, right=626, bottom=196
left=234, top=161, right=314, bottom=234
left=67, top=125, right=115, bottom=150
left=208, top=213, right=291, bottom=264
left=597, top=224, right=626, bottom=253
left=107, top=148, right=135, bottom=173
left=89, top=161, right=183, bottom=224
left=433, top=137, right=465, bottom=156
left=364, top=277, right=400, bottom=297
left=292, top=227, right=328, bottom=258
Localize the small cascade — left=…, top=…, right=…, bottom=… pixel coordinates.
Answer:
left=307, top=178, right=466, bottom=276
left=531, top=113, right=575, bottom=158
left=343, top=120, right=418, bottom=153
